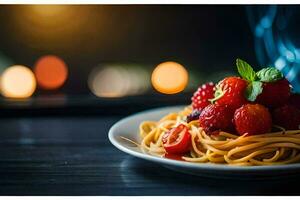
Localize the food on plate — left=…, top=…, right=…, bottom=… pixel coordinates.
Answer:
left=191, top=82, right=215, bottom=110
left=288, top=93, right=300, bottom=109
left=186, top=109, right=201, bottom=123
left=139, top=58, right=300, bottom=166
left=272, top=105, right=300, bottom=130
left=256, top=78, right=291, bottom=108
left=199, top=104, right=234, bottom=133
left=213, top=76, right=248, bottom=110
left=234, top=104, right=272, bottom=136
left=162, top=124, right=191, bottom=154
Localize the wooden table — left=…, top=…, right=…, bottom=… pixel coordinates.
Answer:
left=0, top=116, right=299, bottom=195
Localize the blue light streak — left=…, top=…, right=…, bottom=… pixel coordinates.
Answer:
left=247, top=5, right=300, bottom=92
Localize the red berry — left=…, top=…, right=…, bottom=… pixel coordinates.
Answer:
left=215, top=77, right=248, bottom=110
left=272, top=105, right=300, bottom=130
left=186, top=109, right=201, bottom=123
left=199, top=104, right=234, bottom=133
left=191, top=82, right=215, bottom=110
left=256, top=78, right=291, bottom=108
left=234, top=104, right=272, bottom=136
left=288, top=93, right=300, bottom=110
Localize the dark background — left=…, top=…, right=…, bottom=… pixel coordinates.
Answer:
left=0, top=5, right=256, bottom=95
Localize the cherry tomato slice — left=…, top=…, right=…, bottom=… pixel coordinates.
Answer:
left=162, top=131, right=171, bottom=144
left=164, top=153, right=184, bottom=161
left=163, top=124, right=191, bottom=154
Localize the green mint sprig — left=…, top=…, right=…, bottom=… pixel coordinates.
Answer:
left=245, top=81, right=263, bottom=102
left=236, top=58, right=257, bottom=82
left=236, top=58, right=284, bottom=102
left=236, top=58, right=261, bottom=102
left=256, top=67, right=284, bottom=82
left=210, top=58, right=284, bottom=103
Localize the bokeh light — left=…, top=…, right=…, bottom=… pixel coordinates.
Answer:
left=88, top=64, right=150, bottom=98
left=34, top=55, right=68, bottom=90
left=1, top=65, right=36, bottom=98
left=151, top=61, right=188, bottom=94
left=10, top=6, right=102, bottom=53
left=30, top=5, right=69, bottom=17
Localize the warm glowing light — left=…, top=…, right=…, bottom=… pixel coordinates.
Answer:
left=89, top=67, right=129, bottom=98
left=30, top=5, right=68, bottom=17
left=1, top=65, right=36, bottom=98
left=34, top=55, right=68, bottom=90
left=12, top=6, right=99, bottom=53
left=151, top=61, right=188, bottom=94
left=88, top=65, right=150, bottom=98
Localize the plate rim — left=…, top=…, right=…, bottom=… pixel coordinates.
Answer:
left=108, top=105, right=300, bottom=172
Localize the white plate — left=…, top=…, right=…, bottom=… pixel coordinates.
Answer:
left=108, top=105, right=300, bottom=179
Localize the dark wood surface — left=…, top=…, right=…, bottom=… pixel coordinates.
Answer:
left=0, top=116, right=300, bottom=195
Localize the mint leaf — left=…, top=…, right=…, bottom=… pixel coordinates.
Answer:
left=256, top=67, right=283, bottom=82
left=245, top=81, right=263, bottom=102
left=236, top=58, right=257, bottom=81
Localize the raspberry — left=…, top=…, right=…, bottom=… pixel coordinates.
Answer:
left=272, top=105, right=300, bottom=130
left=214, top=77, right=248, bottom=110
left=191, top=82, right=215, bottom=110
left=256, top=78, right=291, bottom=108
left=199, top=104, right=235, bottom=133
left=234, top=104, right=272, bottom=136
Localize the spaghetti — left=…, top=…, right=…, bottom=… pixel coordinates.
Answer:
left=139, top=106, right=300, bottom=166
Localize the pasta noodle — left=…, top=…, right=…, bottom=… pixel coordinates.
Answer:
left=139, top=106, right=300, bottom=166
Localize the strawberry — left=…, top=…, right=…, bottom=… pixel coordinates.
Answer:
left=191, top=82, right=215, bottom=110
left=234, top=104, right=272, bottom=136
left=272, top=105, right=300, bottom=130
left=199, top=104, right=234, bottom=133
left=255, top=78, right=291, bottom=108
left=214, top=77, right=248, bottom=110
left=234, top=59, right=290, bottom=107
left=288, top=93, right=300, bottom=110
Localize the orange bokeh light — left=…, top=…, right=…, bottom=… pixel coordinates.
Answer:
left=34, top=55, right=68, bottom=90
left=151, top=61, right=188, bottom=94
